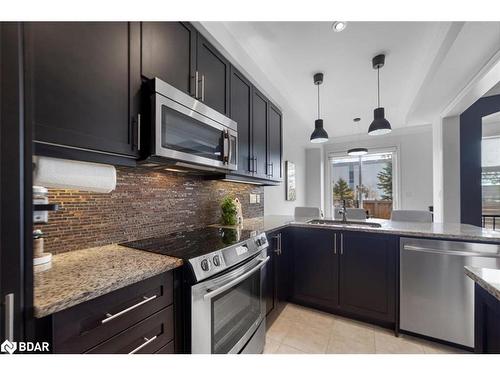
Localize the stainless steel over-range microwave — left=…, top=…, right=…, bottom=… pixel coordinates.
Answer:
left=146, top=78, right=237, bottom=172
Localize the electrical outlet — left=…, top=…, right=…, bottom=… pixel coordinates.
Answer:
left=256, top=194, right=260, bottom=204
left=249, top=193, right=257, bottom=204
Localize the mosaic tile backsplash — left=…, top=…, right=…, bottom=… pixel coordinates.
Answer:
left=36, top=166, right=264, bottom=254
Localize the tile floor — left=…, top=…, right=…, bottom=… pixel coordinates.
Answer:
left=264, top=303, right=467, bottom=354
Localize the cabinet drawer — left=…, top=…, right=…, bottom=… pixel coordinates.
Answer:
left=52, top=271, right=173, bottom=353
left=154, top=340, right=175, bottom=354
left=86, top=306, right=174, bottom=354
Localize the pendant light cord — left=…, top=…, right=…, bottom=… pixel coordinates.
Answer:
left=317, top=83, right=320, bottom=118
left=377, top=68, right=380, bottom=108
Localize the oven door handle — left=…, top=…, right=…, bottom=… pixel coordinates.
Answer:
left=203, top=256, right=270, bottom=301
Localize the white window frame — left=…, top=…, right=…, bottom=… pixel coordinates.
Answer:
left=326, top=146, right=401, bottom=217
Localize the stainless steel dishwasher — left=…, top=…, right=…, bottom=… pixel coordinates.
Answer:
left=400, top=237, right=500, bottom=348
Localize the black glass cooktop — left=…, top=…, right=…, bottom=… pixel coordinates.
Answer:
left=121, top=227, right=256, bottom=260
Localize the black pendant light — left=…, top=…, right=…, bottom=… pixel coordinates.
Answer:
left=348, top=117, right=368, bottom=156
left=368, top=54, right=392, bottom=135
left=310, top=73, right=329, bottom=143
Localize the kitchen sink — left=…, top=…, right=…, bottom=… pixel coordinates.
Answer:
left=306, top=219, right=382, bottom=228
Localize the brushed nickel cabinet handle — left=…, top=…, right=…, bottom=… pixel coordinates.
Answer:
left=272, top=234, right=280, bottom=254
left=101, top=295, right=157, bottom=324
left=5, top=293, right=14, bottom=342
left=128, top=335, right=158, bottom=354
left=137, top=114, right=141, bottom=151
left=334, top=233, right=337, bottom=254
left=279, top=233, right=282, bottom=255
left=340, top=233, right=344, bottom=255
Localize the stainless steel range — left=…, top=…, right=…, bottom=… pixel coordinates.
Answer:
left=122, top=227, right=269, bottom=354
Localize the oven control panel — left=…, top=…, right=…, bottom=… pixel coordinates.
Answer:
left=189, top=233, right=268, bottom=282
left=197, top=250, right=226, bottom=273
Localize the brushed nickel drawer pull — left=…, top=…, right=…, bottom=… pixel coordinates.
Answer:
left=128, top=335, right=158, bottom=354
left=101, top=295, right=158, bottom=324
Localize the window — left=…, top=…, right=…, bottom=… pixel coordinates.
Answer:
left=329, top=149, right=398, bottom=219
left=481, top=135, right=500, bottom=230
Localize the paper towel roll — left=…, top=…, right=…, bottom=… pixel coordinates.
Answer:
left=33, top=156, right=116, bottom=193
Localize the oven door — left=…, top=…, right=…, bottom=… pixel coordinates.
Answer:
left=191, top=251, right=269, bottom=354
left=154, top=92, right=237, bottom=171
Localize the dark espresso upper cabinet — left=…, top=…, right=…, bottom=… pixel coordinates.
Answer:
left=141, top=22, right=196, bottom=96
left=196, top=34, right=230, bottom=115
left=268, top=104, right=283, bottom=180
left=141, top=23, right=230, bottom=116
left=230, top=67, right=252, bottom=175
left=25, top=22, right=141, bottom=161
left=339, top=232, right=397, bottom=323
left=252, top=88, right=269, bottom=179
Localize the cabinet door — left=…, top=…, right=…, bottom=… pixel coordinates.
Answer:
left=265, top=230, right=291, bottom=326
left=230, top=67, right=252, bottom=175
left=251, top=88, right=269, bottom=179
left=339, top=232, right=397, bottom=323
left=196, top=34, right=230, bottom=115
left=263, top=246, right=276, bottom=317
left=268, top=103, right=282, bottom=180
left=291, top=228, right=339, bottom=310
left=141, top=22, right=196, bottom=96
left=474, top=284, right=500, bottom=354
left=25, top=22, right=140, bottom=158
left=276, top=229, right=292, bottom=308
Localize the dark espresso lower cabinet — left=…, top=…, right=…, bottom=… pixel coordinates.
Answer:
left=339, top=232, right=397, bottom=324
left=474, top=284, right=500, bottom=353
left=36, top=271, right=177, bottom=354
left=290, top=228, right=339, bottom=311
left=264, top=229, right=291, bottom=327
left=289, top=227, right=397, bottom=327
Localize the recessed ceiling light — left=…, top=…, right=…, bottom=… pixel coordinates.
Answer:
left=332, top=21, right=347, bottom=32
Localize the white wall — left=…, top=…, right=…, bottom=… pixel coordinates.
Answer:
left=322, top=126, right=434, bottom=218
left=441, top=116, right=461, bottom=223
left=305, top=148, right=324, bottom=210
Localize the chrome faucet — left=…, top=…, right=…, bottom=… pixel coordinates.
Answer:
left=338, top=200, right=347, bottom=223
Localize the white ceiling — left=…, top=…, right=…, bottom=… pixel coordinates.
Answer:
left=200, top=21, right=500, bottom=146
left=484, top=81, right=500, bottom=97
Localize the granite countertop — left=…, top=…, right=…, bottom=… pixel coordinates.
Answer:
left=465, top=266, right=500, bottom=301
left=34, top=244, right=183, bottom=318
left=240, top=215, right=500, bottom=244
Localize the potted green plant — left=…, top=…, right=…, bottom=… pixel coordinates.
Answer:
left=220, top=196, right=238, bottom=226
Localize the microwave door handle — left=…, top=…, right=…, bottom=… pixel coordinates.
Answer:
left=223, top=130, right=229, bottom=163
left=228, top=134, right=233, bottom=165
left=203, top=256, right=270, bottom=301
left=195, top=71, right=199, bottom=99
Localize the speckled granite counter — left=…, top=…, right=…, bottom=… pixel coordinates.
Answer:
left=34, top=244, right=183, bottom=318
left=465, top=266, right=500, bottom=301
left=240, top=215, right=500, bottom=244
